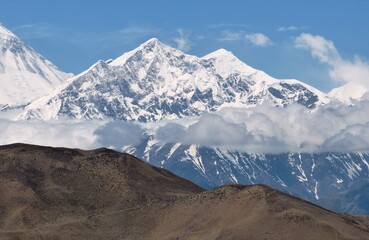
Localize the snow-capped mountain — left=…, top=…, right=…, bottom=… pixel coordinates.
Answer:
left=123, top=138, right=369, bottom=215
left=20, top=38, right=329, bottom=121
left=0, top=25, right=72, bottom=108
left=14, top=37, right=369, bottom=215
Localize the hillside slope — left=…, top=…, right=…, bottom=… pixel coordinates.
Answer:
left=0, top=144, right=368, bottom=240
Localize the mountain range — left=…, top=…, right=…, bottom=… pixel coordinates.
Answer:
left=19, top=37, right=330, bottom=121
left=0, top=25, right=368, bottom=216
left=125, top=142, right=369, bottom=215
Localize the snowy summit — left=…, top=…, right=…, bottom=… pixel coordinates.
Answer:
left=0, top=25, right=72, bottom=108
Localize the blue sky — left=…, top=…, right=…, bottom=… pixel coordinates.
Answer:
left=1, top=0, right=368, bottom=92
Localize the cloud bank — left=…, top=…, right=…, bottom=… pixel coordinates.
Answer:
left=0, top=120, right=100, bottom=149
left=155, top=100, right=369, bottom=153
left=1, top=102, right=369, bottom=154
left=0, top=120, right=144, bottom=150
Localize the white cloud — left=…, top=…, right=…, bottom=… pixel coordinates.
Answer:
left=1, top=101, right=369, bottom=154
left=94, top=121, right=144, bottom=149
left=174, top=29, right=191, bottom=51
left=329, top=57, right=369, bottom=87
left=295, top=33, right=369, bottom=89
left=295, top=33, right=339, bottom=63
left=156, top=114, right=253, bottom=149
left=277, top=26, right=299, bottom=32
left=0, top=120, right=100, bottom=149
left=322, top=123, right=369, bottom=152
left=245, top=33, right=272, bottom=47
left=0, top=120, right=144, bottom=150
left=155, top=100, right=369, bottom=153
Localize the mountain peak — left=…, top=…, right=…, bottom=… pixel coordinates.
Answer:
left=141, top=37, right=161, bottom=46
left=202, top=48, right=257, bottom=77
left=110, top=38, right=177, bottom=66
left=0, top=24, right=16, bottom=36
left=202, top=48, right=236, bottom=60
left=137, top=37, right=172, bottom=52
left=0, top=24, right=19, bottom=42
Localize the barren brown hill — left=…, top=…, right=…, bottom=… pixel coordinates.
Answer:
left=0, top=143, right=368, bottom=240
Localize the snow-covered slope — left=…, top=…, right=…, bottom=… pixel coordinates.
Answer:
left=328, top=83, right=368, bottom=103
left=20, top=38, right=329, bottom=121
left=0, top=25, right=72, bottom=108
left=123, top=137, right=369, bottom=215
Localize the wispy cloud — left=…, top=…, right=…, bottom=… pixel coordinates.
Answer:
left=174, top=29, right=191, bottom=51
left=219, top=30, right=273, bottom=47
left=89, top=26, right=157, bottom=52
left=295, top=33, right=369, bottom=89
left=12, top=23, right=158, bottom=52
left=277, top=25, right=299, bottom=32
left=12, top=23, right=61, bottom=39
left=245, top=33, right=273, bottom=47
left=219, top=30, right=242, bottom=42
